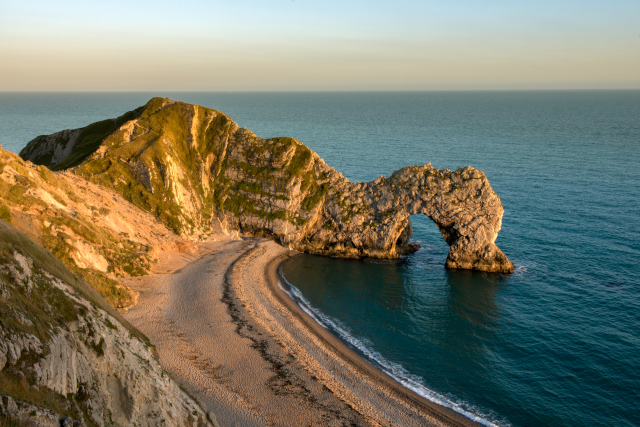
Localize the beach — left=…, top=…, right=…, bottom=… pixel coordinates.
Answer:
left=122, top=235, right=482, bottom=427
left=2, top=91, right=638, bottom=427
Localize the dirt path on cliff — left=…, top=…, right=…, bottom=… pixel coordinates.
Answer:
left=122, top=236, right=473, bottom=427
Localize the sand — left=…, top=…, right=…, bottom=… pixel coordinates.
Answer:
left=123, top=236, right=482, bottom=427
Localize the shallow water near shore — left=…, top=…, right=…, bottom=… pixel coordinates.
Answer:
left=1, top=91, right=639, bottom=427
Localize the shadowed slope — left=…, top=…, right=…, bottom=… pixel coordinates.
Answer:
left=0, top=219, right=212, bottom=426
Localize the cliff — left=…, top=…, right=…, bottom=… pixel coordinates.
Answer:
left=0, top=220, right=214, bottom=427
left=0, top=147, right=198, bottom=309
left=20, top=97, right=513, bottom=273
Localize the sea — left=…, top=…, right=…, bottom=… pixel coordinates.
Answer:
left=1, top=91, right=638, bottom=427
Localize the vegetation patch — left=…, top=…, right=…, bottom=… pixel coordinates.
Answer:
left=0, top=370, right=78, bottom=422
left=88, top=337, right=105, bottom=357
left=0, top=202, right=11, bottom=224
left=105, top=318, right=118, bottom=330
left=285, top=143, right=312, bottom=177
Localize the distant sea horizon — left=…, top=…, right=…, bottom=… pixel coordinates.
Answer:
left=1, top=91, right=639, bottom=426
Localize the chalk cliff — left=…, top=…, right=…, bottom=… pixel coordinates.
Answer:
left=0, top=220, right=213, bottom=426
left=20, top=97, right=513, bottom=273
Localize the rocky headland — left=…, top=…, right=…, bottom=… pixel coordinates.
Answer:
left=20, top=97, right=513, bottom=273
left=0, top=97, right=512, bottom=426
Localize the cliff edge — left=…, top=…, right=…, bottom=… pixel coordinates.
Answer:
left=0, top=219, right=213, bottom=426
left=20, top=97, right=513, bottom=273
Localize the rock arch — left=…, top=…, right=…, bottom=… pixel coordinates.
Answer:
left=289, top=164, right=514, bottom=273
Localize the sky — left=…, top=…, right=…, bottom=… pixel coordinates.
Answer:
left=0, top=0, right=639, bottom=91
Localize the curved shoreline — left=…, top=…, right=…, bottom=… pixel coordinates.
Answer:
left=123, top=237, right=489, bottom=426
left=266, top=251, right=485, bottom=427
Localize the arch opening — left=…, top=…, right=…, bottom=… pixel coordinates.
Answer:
left=403, top=214, right=450, bottom=260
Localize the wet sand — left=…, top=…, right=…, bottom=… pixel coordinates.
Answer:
left=123, top=236, right=482, bottom=427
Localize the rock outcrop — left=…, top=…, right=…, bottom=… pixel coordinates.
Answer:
left=0, top=219, right=213, bottom=427
left=20, top=97, right=513, bottom=273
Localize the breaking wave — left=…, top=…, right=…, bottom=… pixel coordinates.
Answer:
left=277, top=266, right=507, bottom=427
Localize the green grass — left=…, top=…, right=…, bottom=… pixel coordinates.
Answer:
left=88, top=337, right=105, bottom=357
left=105, top=318, right=118, bottom=330
left=51, top=107, right=144, bottom=171
left=4, top=185, right=46, bottom=210
left=0, top=202, right=11, bottom=224
left=285, top=143, right=312, bottom=177
left=300, top=181, right=329, bottom=212
left=0, top=414, right=29, bottom=427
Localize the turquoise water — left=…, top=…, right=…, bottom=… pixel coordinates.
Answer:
left=1, top=92, right=639, bottom=426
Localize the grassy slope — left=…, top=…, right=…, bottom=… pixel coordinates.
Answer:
left=0, top=149, right=152, bottom=308
left=71, top=98, right=330, bottom=235
left=76, top=98, right=210, bottom=234
left=20, top=106, right=145, bottom=171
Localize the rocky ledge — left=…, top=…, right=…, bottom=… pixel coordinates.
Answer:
left=20, top=97, right=513, bottom=273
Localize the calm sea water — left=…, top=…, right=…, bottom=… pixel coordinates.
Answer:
left=1, top=92, right=639, bottom=427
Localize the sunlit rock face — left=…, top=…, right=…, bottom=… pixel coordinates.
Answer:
left=20, top=97, right=513, bottom=273
left=304, top=164, right=514, bottom=273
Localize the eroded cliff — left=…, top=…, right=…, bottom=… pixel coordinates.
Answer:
left=20, top=97, right=513, bottom=273
left=0, top=147, right=195, bottom=309
left=0, top=220, right=214, bottom=427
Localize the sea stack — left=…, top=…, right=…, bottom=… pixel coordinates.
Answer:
left=20, top=97, right=514, bottom=273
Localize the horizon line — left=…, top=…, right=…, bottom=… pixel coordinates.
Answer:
left=2, top=88, right=640, bottom=94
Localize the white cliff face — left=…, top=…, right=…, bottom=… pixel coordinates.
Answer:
left=19, top=97, right=513, bottom=273
left=0, top=223, right=213, bottom=427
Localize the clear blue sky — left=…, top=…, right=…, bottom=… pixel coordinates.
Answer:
left=1, top=0, right=638, bottom=90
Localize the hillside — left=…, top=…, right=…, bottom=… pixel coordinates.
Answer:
left=0, top=147, right=192, bottom=309
left=20, top=97, right=513, bottom=272
left=0, top=219, right=213, bottom=426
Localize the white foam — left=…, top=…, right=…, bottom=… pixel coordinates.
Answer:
left=277, top=268, right=509, bottom=427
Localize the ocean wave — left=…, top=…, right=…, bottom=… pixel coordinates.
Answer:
left=508, top=258, right=543, bottom=279
left=277, top=268, right=509, bottom=427
left=511, top=264, right=528, bottom=277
